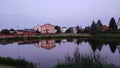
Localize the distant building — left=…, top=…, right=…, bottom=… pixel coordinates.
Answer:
left=117, top=17, right=120, bottom=29
left=33, top=24, right=41, bottom=32
left=41, top=23, right=55, bottom=34
left=73, top=27, right=77, bottom=33
left=15, top=29, right=36, bottom=36
left=33, top=23, right=55, bottom=34
left=60, top=27, right=67, bottom=33
left=102, top=25, right=108, bottom=32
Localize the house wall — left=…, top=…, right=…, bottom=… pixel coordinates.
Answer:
left=33, top=25, right=41, bottom=32
left=41, top=23, right=55, bottom=34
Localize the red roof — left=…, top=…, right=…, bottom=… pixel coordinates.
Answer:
left=102, top=25, right=108, bottom=31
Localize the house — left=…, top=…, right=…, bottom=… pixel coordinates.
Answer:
left=60, top=27, right=67, bottom=33
left=33, top=24, right=41, bottom=32
left=41, top=23, right=55, bottom=34
left=102, top=25, right=108, bottom=32
left=15, top=29, right=36, bottom=36
left=33, top=23, right=55, bottom=34
left=73, top=27, right=77, bottom=33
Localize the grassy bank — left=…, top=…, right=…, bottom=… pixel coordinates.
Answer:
left=0, top=57, right=35, bottom=68
left=55, top=48, right=113, bottom=68
left=0, top=33, right=91, bottom=40
left=1, top=33, right=120, bottom=40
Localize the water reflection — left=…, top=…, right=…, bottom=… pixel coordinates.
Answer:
left=35, top=40, right=55, bottom=50
left=0, top=39, right=120, bottom=67
left=0, top=39, right=120, bottom=53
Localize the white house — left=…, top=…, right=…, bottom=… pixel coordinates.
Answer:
left=60, top=27, right=67, bottom=33
left=33, top=24, right=41, bottom=32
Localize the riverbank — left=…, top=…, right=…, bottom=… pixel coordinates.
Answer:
left=0, top=33, right=91, bottom=40
left=1, top=33, right=120, bottom=40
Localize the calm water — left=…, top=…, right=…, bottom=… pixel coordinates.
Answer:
left=0, top=39, right=120, bottom=68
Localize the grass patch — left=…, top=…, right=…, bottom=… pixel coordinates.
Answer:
left=55, top=48, right=113, bottom=68
left=0, top=57, right=35, bottom=68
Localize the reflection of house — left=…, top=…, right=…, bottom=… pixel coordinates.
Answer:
left=18, top=40, right=37, bottom=45
left=41, top=23, right=55, bottom=34
left=35, top=40, right=55, bottom=50
left=16, top=29, right=36, bottom=36
left=61, top=39, right=67, bottom=43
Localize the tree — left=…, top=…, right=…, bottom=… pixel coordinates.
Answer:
left=83, top=26, right=91, bottom=33
left=1, top=29, right=10, bottom=34
left=90, top=21, right=98, bottom=34
left=109, top=17, right=117, bottom=30
left=96, top=19, right=103, bottom=32
left=97, top=19, right=102, bottom=27
left=76, top=26, right=82, bottom=33
left=10, top=28, right=14, bottom=31
left=65, top=27, right=73, bottom=33
left=55, top=26, right=61, bottom=33
left=36, top=29, right=40, bottom=33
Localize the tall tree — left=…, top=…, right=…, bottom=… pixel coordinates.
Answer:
left=55, top=26, right=61, bottom=33
left=90, top=21, right=98, bottom=34
left=96, top=19, right=103, bottom=32
left=109, top=17, right=117, bottom=30
left=76, top=26, right=82, bottom=33
left=97, top=19, right=102, bottom=27
left=84, top=26, right=90, bottom=33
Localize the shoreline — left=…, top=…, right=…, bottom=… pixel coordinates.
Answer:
left=1, top=33, right=120, bottom=40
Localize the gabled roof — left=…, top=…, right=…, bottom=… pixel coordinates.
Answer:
left=41, top=23, right=54, bottom=27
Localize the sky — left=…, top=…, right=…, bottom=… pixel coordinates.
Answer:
left=0, top=0, right=120, bottom=30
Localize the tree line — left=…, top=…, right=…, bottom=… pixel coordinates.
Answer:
left=56, top=17, right=119, bottom=34
left=0, top=17, right=119, bottom=34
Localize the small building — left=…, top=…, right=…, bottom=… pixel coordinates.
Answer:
left=102, top=25, right=108, bottom=32
left=15, top=29, right=36, bottom=36
left=33, top=24, right=41, bottom=32
left=41, top=23, right=55, bottom=34
left=60, top=27, right=67, bottom=33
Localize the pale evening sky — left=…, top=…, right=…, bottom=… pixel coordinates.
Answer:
left=0, top=0, right=120, bottom=29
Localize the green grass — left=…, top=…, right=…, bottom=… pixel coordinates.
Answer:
left=55, top=48, right=113, bottom=68
left=0, top=57, right=35, bottom=68
left=1, top=33, right=120, bottom=41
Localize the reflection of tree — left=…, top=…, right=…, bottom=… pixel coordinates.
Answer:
left=67, top=39, right=73, bottom=42
left=75, top=39, right=83, bottom=46
left=87, top=39, right=104, bottom=52
left=108, top=41, right=118, bottom=53
left=55, top=40, right=61, bottom=44
left=87, top=39, right=120, bottom=53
